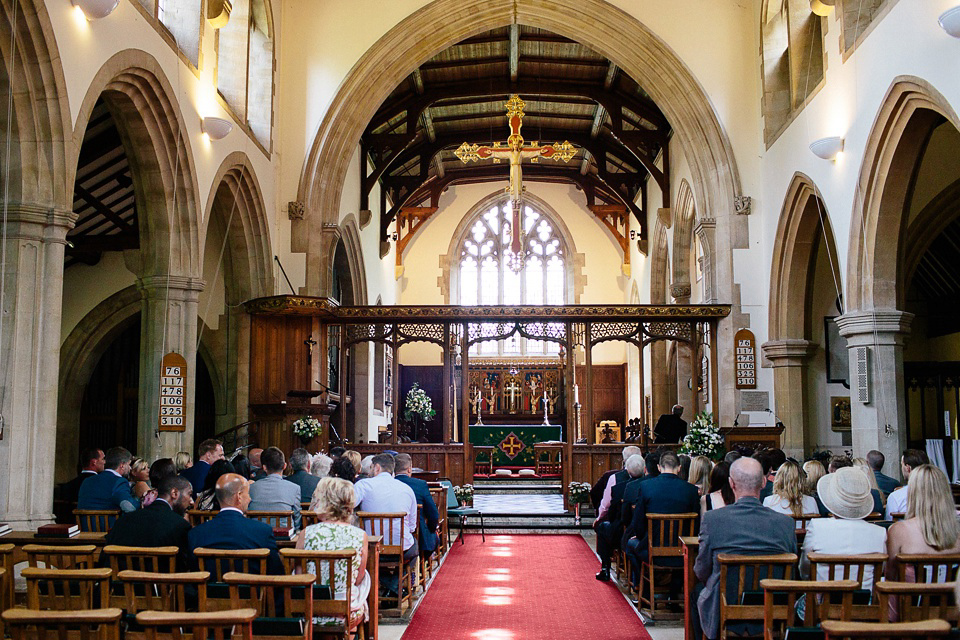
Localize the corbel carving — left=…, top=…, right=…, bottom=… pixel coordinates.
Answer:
left=735, top=196, right=752, bottom=215
left=287, top=201, right=305, bottom=220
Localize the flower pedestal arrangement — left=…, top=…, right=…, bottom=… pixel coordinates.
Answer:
left=403, top=383, right=437, bottom=442
left=568, top=481, right=591, bottom=525
left=292, top=416, right=321, bottom=449
left=454, top=484, right=474, bottom=508
left=679, top=411, right=724, bottom=460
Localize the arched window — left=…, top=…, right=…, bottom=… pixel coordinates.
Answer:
left=155, top=0, right=202, bottom=67
left=217, top=0, right=274, bottom=147
left=458, top=200, right=566, bottom=356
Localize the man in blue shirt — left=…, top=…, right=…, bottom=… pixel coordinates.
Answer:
left=77, top=447, right=140, bottom=521
left=179, top=439, right=225, bottom=494
left=394, top=453, right=440, bottom=556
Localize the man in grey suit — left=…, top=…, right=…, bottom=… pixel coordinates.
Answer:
left=248, top=447, right=302, bottom=530
left=693, top=457, right=797, bottom=640
left=285, top=448, right=320, bottom=502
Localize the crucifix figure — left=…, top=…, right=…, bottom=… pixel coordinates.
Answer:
left=505, top=378, right=522, bottom=414
left=527, top=375, right=540, bottom=412
left=455, top=95, right=577, bottom=271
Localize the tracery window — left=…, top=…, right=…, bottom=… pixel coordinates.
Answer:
left=458, top=201, right=565, bottom=356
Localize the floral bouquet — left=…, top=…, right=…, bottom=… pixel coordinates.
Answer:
left=403, top=383, right=437, bottom=423
left=453, top=484, right=474, bottom=505
left=567, top=481, right=592, bottom=504
left=679, top=411, right=724, bottom=460
left=292, top=416, right=321, bottom=439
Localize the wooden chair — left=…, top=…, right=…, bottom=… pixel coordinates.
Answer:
left=864, top=512, right=884, bottom=522
left=760, top=578, right=857, bottom=640
left=0, top=542, right=14, bottom=612
left=301, top=502, right=312, bottom=512
left=23, top=567, right=113, bottom=610
left=102, top=545, right=178, bottom=573
left=428, top=485, right=448, bottom=556
left=2, top=608, right=122, bottom=640
left=187, top=509, right=218, bottom=527
left=246, top=511, right=294, bottom=529
left=440, top=479, right=485, bottom=543
left=23, top=544, right=97, bottom=570
left=302, top=510, right=320, bottom=528
left=116, top=570, right=209, bottom=613
left=280, top=549, right=364, bottom=640
left=473, top=446, right=495, bottom=476
left=808, top=552, right=887, bottom=621
left=821, top=620, right=951, bottom=640
left=637, top=512, right=698, bottom=619
left=356, top=511, right=411, bottom=611
left=193, top=548, right=271, bottom=581
left=716, top=553, right=797, bottom=639
left=793, top=514, right=822, bottom=532
left=73, top=510, right=120, bottom=532
left=890, top=512, right=907, bottom=522
left=876, top=581, right=958, bottom=625
left=896, top=553, right=960, bottom=583
left=533, top=443, right=562, bottom=476
left=223, top=572, right=315, bottom=640
left=135, top=609, right=257, bottom=640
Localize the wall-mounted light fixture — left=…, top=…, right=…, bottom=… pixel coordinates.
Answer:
left=939, top=6, right=960, bottom=38
left=809, top=0, right=835, bottom=17
left=71, top=0, right=119, bottom=19
left=201, top=116, right=233, bottom=140
left=809, top=136, right=844, bottom=160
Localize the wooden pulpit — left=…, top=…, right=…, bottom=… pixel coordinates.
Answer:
left=720, top=424, right=785, bottom=453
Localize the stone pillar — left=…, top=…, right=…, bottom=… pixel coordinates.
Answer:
left=761, top=339, right=817, bottom=459
left=0, top=206, right=77, bottom=527
left=137, top=275, right=204, bottom=462
left=836, top=310, right=913, bottom=477
left=672, top=282, right=693, bottom=421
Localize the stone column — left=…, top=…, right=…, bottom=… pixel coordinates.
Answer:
left=0, top=206, right=76, bottom=527
left=137, top=275, right=204, bottom=462
left=761, top=339, right=817, bottom=459
left=672, top=282, right=693, bottom=421
left=836, top=310, right=913, bottom=477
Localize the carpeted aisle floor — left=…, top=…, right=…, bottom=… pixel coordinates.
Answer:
left=402, top=535, right=653, bottom=640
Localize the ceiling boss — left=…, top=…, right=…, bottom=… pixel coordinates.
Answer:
left=455, top=94, right=577, bottom=273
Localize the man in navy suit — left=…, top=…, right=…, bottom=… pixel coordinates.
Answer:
left=105, top=475, right=194, bottom=569
left=179, top=439, right=225, bottom=494
left=187, top=473, right=283, bottom=575
left=284, top=448, right=320, bottom=503
left=59, top=448, right=104, bottom=504
left=77, top=447, right=140, bottom=522
left=394, top=453, right=440, bottom=556
left=595, top=454, right=645, bottom=581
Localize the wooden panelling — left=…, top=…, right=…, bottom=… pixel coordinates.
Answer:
left=249, top=316, right=313, bottom=404
left=349, top=444, right=467, bottom=486
left=591, top=364, right=627, bottom=426
left=398, top=365, right=445, bottom=441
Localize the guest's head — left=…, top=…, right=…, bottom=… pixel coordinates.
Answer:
left=173, top=452, right=192, bottom=473
left=215, top=473, right=251, bottom=512
left=249, top=448, right=263, bottom=469
left=329, top=447, right=346, bottom=460
left=723, top=451, right=742, bottom=465
left=729, top=457, right=765, bottom=500
left=130, top=458, right=150, bottom=483
left=328, top=456, right=356, bottom=482
left=261, top=447, right=286, bottom=475
left=157, top=475, right=194, bottom=515
left=852, top=458, right=881, bottom=496
left=359, top=455, right=375, bottom=477
left=772, top=460, right=807, bottom=517
left=866, top=450, right=885, bottom=472
left=395, top=453, right=414, bottom=476
left=906, top=465, right=960, bottom=551
left=149, top=458, right=177, bottom=489
left=658, top=450, right=681, bottom=475
left=689, top=456, right=714, bottom=496
left=672, top=404, right=684, bottom=417
left=80, top=448, right=105, bottom=473
left=231, top=454, right=252, bottom=480
left=816, top=466, right=875, bottom=520
left=343, top=451, right=362, bottom=474
left=202, top=459, right=236, bottom=493
left=197, top=439, right=224, bottom=465
left=828, top=455, right=852, bottom=473
left=766, top=449, right=787, bottom=474
left=624, top=454, right=645, bottom=479
left=289, top=448, right=311, bottom=473
left=709, top=461, right=735, bottom=506
left=901, top=449, right=929, bottom=481
left=370, top=453, right=395, bottom=476
left=310, top=477, right=357, bottom=523
left=752, top=451, right=773, bottom=480
left=644, top=451, right=661, bottom=478
left=802, top=460, right=826, bottom=496
left=679, top=454, right=692, bottom=481
left=621, top=445, right=642, bottom=464
left=104, top=447, right=133, bottom=476
left=310, top=453, right=333, bottom=478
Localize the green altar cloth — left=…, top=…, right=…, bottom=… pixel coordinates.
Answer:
left=469, top=425, right=562, bottom=467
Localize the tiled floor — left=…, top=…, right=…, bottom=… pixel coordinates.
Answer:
left=472, top=492, right=566, bottom=513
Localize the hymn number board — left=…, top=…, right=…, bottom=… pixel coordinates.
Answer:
left=734, top=329, right=757, bottom=389
left=158, top=352, right=187, bottom=432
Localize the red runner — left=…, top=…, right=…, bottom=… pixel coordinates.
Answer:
left=402, top=534, right=652, bottom=640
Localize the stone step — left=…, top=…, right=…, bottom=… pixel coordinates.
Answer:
left=458, top=513, right=593, bottom=532
left=474, top=483, right=562, bottom=495
left=473, top=478, right=560, bottom=486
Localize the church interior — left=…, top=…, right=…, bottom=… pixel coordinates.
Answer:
left=3, top=0, right=960, bottom=638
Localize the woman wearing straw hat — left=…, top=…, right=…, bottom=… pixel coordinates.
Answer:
left=799, top=466, right=887, bottom=591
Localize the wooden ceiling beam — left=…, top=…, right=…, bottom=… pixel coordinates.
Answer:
left=74, top=183, right=135, bottom=233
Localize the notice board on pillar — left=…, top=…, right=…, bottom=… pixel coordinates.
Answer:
left=159, top=352, right=187, bottom=432
left=734, top=329, right=757, bottom=389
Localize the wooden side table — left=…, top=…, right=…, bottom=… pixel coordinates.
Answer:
left=533, top=442, right=563, bottom=476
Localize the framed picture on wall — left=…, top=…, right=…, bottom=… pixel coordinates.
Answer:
left=824, top=316, right=850, bottom=388
left=831, top=396, right=852, bottom=432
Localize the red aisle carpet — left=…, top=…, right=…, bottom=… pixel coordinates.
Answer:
left=402, top=535, right=652, bottom=640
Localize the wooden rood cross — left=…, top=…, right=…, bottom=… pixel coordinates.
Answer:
left=455, top=95, right=576, bottom=261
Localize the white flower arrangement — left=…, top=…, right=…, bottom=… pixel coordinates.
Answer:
left=568, top=481, right=592, bottom=504
left=292, top=416, right=321, bottom=438
left=403, top=383, right=437, bottom=423
left=679, top=410, right=724, bottom=460
left=453, top=484, right=474, bottom=502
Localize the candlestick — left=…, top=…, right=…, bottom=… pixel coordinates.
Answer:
left=573, top=384, right=579, bottom=404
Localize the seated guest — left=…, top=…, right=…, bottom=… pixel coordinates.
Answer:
left=179, top=439, right=225, bottom=494
left=344, top=451, right=363, bottom=478
left=60, top=448, right=104, bottom=504
left=311, top=453, right=333, bottom=478
left=800, top=466, right=886, bottom=591
left=248, top=448, right=266, bottom=480
left=723, top=451, right=741, bottom=465
left=688, top=456, right=713, bottom=497
left=129, top=457, right=151, bottom=501
left=249, top=447, right=302, bottom=529
left=354, top=453, right=417, bottom=596
left=187, top=473, right=283, bottom=575
left=394, top=453, right=440, bottom=558
left=141, top=458, right=177, bottom=507
left=694, top=457, right=797, bottom=640
left=885, top=449, right=928, bottom=520
left=595, top=446, right=643, bottom=524
left=617, top=459, right=649, bottom=539
left=762, top=459, right=818, bottom=517
left=329, top=456, right=357, bottom=483
left=78, top=446, right=140, bottom=514
left=329, top=446, right=346, bottom=461
left=105, top=475, right=194, bottom=570
left=753, top=450, right=778, bottom=500
left=828, top=455, right=852, bottom=473
left=231, top=454, right=252, bottom=481
left=596, top=453, right=644, bottom=581
left=852, top=457, right=885, bottom=514
left=298, top=478, right=371, bottom=624
left=174, top=452, right=192, bottom=473
left=285, top=448, right=320, bottom=503
left=591, top=469, right=618, bottom=509
left=802, top=459, right=828, bottom=515
left=653, top=404, right=687, bottom=444
left=700, top=461, right=733, bottom=516
left=679, top=454, right=692, bottom=482
left=194, top=459, right=236, bottom=510
left=868, top=449, right=899, bottom=496
left=356, top=455, right=374, bottom=481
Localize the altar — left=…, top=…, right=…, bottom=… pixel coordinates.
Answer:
left=469, top=424, right=562, bottom=467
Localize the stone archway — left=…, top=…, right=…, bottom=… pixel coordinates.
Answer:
left=295, top=0, right=745, bottom=423
left=671, top=180, right=697, bottom=304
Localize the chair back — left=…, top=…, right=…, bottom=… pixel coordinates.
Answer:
left=808, top=552, right=887, bottom=621
left=302, top=510, right=320, bottom=528
left=876, top=581, right=958, bottom=624
left=864, top=512, right=884, bottom=522
left=0, top=542, right=14, bottom=612
left=223, top=572, right=315, bottom=640
left=23, top=567, right=113, bottom=610
left=246, top=511, right=293, bottom=529
left=716, top=553, right=797, bottom=633
left=821, top=620, right=951, bottom=640
left=439, top=480, right=459, bottom=510
left=301, top=502, right=311, bottom=512
left=280, top=548, right=357, bottom=624
left=890, top=512, right=907, bottom=522
left=23, top=544, right=97, bottom=570
left=356, top=512, right=406, bottom=555
left=135, top=609, right=256, bottom=640
left=117, top=570, right=209, bottom=613
left=187, top=509, right=218, bottom=526
left=794, top=514, right=822, bottom=531
left=761, top=578, right=856, bottom=639
left=645, top=513, right=698, bottom=560
left=102, top=545, right=178, bottom=574
left=2, top=608, right=122, bottom=640
left=73, top=510, right=120, bottom=532
left=193, top=548, right=271, bottom=581
left=896, top=553, right=960, bottom=583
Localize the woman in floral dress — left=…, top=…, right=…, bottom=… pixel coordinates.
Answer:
left=297, top=477, right=371, bottom=625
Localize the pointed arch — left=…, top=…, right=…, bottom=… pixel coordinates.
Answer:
left=671, top=180, right=697, bottom=300
left=337, top=213, right=368, bottom=306
left=650, top=221, right=670, bottom=305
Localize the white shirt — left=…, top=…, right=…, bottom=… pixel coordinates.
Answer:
left=800, top=518, right=888, bottom=592
left=886, top=486, right=908, bottom=520
left=762, top=494, right=819, bottom=517
left=597, top=473, right=618, bottom=520
left=354, top=472, right=417, bottom=550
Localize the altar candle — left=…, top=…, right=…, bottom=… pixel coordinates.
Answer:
left=573, top=384, right=579, bottom=404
